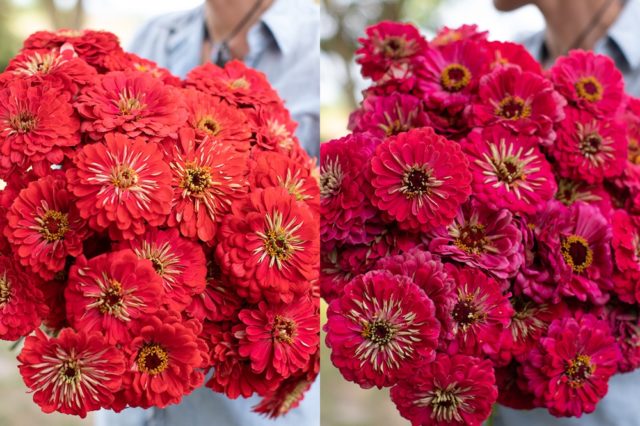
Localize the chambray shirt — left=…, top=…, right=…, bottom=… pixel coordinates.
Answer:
left=95, top=2, right=320, bottom=426
left=127, top=0, right=319, bottom=157
left=496, top=1, right=640, bottom=425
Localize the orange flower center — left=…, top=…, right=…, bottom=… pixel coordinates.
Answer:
left=230, top=78, right=249, bottom=90
left=38, top=210, right=69, bottom=242
left=273, top=315, right=297, bottom=344
left=361, top=319, right=395, bottom=345
left=575, top=76, right=603, bottom=102
left=440, top=63, right=471, bottom=92
left=565, top=354, right=595, bottom=387
left=111, top=165, right=139, bottom=189
left=137, top=343, right=169, bottom=375
left=496, top=96, right=530, bottom=120
left=198, top=116, right=221, bottom=135
left=561, top=234, right=593, bottom=273
left=629, top=138, right=640, bottom=164
left=181, top=165, right=213, bottom=195
left=9, top=111, right=37, bottom=133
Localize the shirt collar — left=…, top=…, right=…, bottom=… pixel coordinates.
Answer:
left=259, top=0, right=296, bottom=55
left=607, top=0, right=640, bottom=70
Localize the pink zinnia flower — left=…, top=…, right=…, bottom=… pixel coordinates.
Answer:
left=370, top=127, right=472, bottom=232
left=472, top=66, right=566, bottom=146
left=495, top=361, right=537, bottom=410
left=486, top=40, right=543, bottom=74
left=555, top=177, right=613, bottom=217
left=611, top=209, right=640, bottom=303
left=550, top=49, right=625, bottom=116
left=605, top=303, right=640, bottom=373
left=390, top=353, right=497, bottom=426
left=418, top=40, right=489, bottom=108
left=443, top=265, right=513, bottom=359
left=522, top=311, right=621, bottom=417
left=427, top=200, right=523, bottom=280
left=464, top=126, right=556, bottom=214
left=375, top=248, right=456, bottom=339
left=550, top=107, right=627, bottom=183
left=348, top=93, right=430, bottom=138
left=430, top=24, right=488, bottom=47
left=320, top=133, right=380, bottom=247
left=325, top=270, right=440, bottom=388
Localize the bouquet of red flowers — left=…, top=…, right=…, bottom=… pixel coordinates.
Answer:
left=0, top=29, right=319, bottom=418
left=322, top=21, right=640, bottom=425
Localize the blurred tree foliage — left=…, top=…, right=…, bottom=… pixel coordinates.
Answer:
left=0, top=0, right=20, bottom=71
left=321, top=0, right=443, bottom=109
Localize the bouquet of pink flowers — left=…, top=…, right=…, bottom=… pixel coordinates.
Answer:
left=0, top=29, right=319, bottom=418
left=321, top=21, right=640, bottom=425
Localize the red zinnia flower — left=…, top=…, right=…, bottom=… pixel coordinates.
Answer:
left=185, top=259, right=242, bottom=322
left=464, top=126, right=556, bottom=214
left=167, top=129, right=248, bottom=243
left=611, top=209, right=640, bottom=303
left=427, top=200, right=523, bottom=280
left=369, top=127, right=472, bottom=231
left=65, top=249, right=163, bottom=345
left=2, top=46, right=97, bottom=94
left=182, top=88, right=251, bottom=151
left=116, top=228, right=207, bottom=311
left=418, top=40, right=489, bottom=108
left=75, top=70, right=187, bottom=142
left=66, top=133, right=172, bottom=240
left=443, top=265, right=513, bottom=359
left=216, top=187, right=319, bottom=303
left=23, top=29, right=125, bottom=72
left=320, top=133, right=380, bottom=248
left=17, top=328, right=125, bottom=418
left=122, top=310, right=208, bottom=409
left=472, top=66, right=566, bottom=146
left=550, top=107, right=627, bottom=183
left=431, top=24, right=488, bottom=47
left=250, top=104, right=299, bottom=154
left=390, top=353, right=497, bottom=426
left=348, top=93, right=431, bottom=138
left=522, top=312, right=621, bottom=417
left=250, top=150, right=319, bottom=213
left=124, top=53, right=182, bottom=86
left=252, top=371, right=315, bottom=418
left=486, top=40, right=542, bottom=74
left=605, top=303, right=640, bottom=373
left=5, top=173, right=90, bottom=280
left=325, top=270, right=440, bottom=388
left=550, top=49, right=625, bottom=116
left=236, top=295, right=318, bottom=379
left=0, top=255, right=47, bottom=341
left=0, top=80, right=80, bottom=178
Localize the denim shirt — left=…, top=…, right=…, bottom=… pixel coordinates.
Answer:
left=128, top=0, right=320, bottom=157
left=496, top=1, right=640, bottom=424
left=96, top=2, right=320, bottom=425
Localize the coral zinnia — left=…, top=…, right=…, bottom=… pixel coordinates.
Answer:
left=390, top=353, right=497, bottom=426
left=522, top=312, right=621, bottom=417
left=17, top=328, right=125, bottom=418
left=427, top=200, right=523, bottom=280
left=167, top=129, right=248, bottom=243
left=122, top=310, right=208, bottom=409
left=75, top=70, right=187, bottom=142
left=66, top=133, right=172, bottom=240
left=65, top=249, right=163, bottom=345
left=115, top=228, right=207, bottom=311
left=443, top=265, right=513, bottom=359
left=464, top=126, right=556, bottom=214
left=370, top=127, right=472, bottom=231
left=0, top=80, right=80, bottom=178
left=5, top=173, right=90, bottom=280
left=216, top=187, right=318, bottom=303
left=320, top=133, right=380, bottom=248
left=236, top=295, right=318, bottom=380
left=472, top=66, right=566, bottom=146
left=550, top=107, right=627, bottom=183
left=0, top=255, right=47, bottom=341
left=550, top=49, right=625, bottom=116
left=325, top=270, right=440, bottom=388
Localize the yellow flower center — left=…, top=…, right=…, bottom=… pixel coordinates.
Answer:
left=197, top=116, right=221, bottom=136
left=440, top=63, right=471, bottom=92
left=59, top=360, right=81, bottom=385
left=111, top=165, right=139, bottom=189
left=361, top=319, right=396, bottom=345
left=496, top=96, right=531, bottom=120
left=97, top=279, right=124, bottom=315
left=137, top=344, right=169, bottom=375
left=565, top=354, right=595, bottom=388
left=0, top=273, right=10, bottom=307
left=38, top=210, right=69, bottom=242
left=117, top=89, right=146, bottom=115
left=629, top=138, right=640, bottom=164
left=9, top=111, right=37, bottom=133
left=575, top=76, right=603, bottom=102
left=454, top=224, right=488, bottom=254
left=181, top=165, right=213, bottom=195
left=561, top=234, right=593, bottom=273
left=273, top=315, right=297, bottom=344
